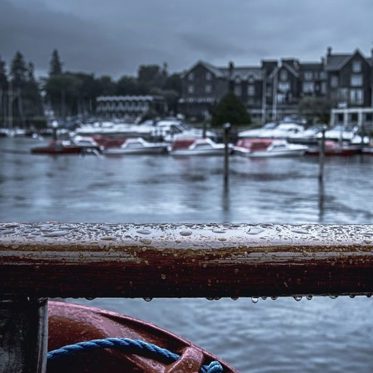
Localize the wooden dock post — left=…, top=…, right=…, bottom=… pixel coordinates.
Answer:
left=223, top=122, right=231, bottom=185
left=0, top=298, right=47, bottom=373
left=318, top=126, right=326, bottom=182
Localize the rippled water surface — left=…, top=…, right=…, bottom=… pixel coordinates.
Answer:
left=1, top=138, right=373, bottom=372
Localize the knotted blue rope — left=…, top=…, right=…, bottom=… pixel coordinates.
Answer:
left=47, top=337, right=224, bottom=373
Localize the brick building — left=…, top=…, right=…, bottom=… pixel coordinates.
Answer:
left=179, top=48, right=373, bottom=123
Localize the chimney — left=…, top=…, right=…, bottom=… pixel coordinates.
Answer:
left=327, top=47, right=332, bottom=57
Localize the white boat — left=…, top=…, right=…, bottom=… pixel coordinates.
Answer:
left=103, top=138, right=168, bottom=155
left=170, top=138, right=226, bottom=156
left=239, top=122, right=305, bottom=140
left=235, top=139, right=307, bottom=158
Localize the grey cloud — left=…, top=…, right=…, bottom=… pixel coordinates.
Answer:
left=1, top=0, right=373, bottom=77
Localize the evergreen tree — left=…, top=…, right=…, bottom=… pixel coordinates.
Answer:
left=0, top=56, right=8, bottom=126
left=10, top=51, right=28, bottom=87
left=0, top=56, right=8, bottom=90
left=211, top=92, right=251, bottom=127
left=49, top=49, right=63, bottom=76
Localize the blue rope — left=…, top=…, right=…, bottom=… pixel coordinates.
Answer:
left=47, top=337, right=224, bottom=373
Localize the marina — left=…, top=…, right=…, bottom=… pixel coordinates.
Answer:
left=1, top=135, right=373, bottom=371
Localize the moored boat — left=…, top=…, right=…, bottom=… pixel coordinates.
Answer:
left=305, top=141, right=362, bottom=156
left=103, top=137, right=168, bottom=155
left=234, top=138, right=307, bottom=158
left=169, top=138, right=226, bottom=156
left=31, top=140, right=84, bottom=155
left=48, top=301, right=234, bottom=372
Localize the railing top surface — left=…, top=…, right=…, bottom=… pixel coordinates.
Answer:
left=1, top=223, right=373, bottom=297
left=1, top=223, right=373, bottom=251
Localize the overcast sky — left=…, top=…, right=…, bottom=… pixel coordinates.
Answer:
left=1, top=0, right=373, bottom=78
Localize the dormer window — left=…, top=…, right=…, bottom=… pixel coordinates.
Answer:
left=188, top=73, right=194, bottom=81
left=352, top=61, right=362, bottom=73
left=206, top=72, right=212, bottom=80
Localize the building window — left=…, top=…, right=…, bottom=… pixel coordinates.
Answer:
left=321, top=82, right=326, bottom=94
left=277, top=93, right=286, bottom=104
left=351, top=74, right=362, bottom=87
left=303, top=82, right=314, bottom=93
left=247, top=85, right=255, bottom=96
left=350, top=89, right=363, bottom=105
left=352, top=61, right=362, bottom=73
left=339, top=88, right=349, bottom=101
left=234, top=84, right=242, bottom=96
left=304, top=71, right=313, bottom=80
left=280, top=69, right=288, bottom=81
left=330, top=75, right=338, bottom=88
left=278, top=82, right=290, bottom=92
left=188, top=73, right=194, bottom=81
left=206, top=72, right=212, bottom=80
left=188, top=85, right=194, bottom=94
left=205, top=84, right=212, bottom=93
left=320, top=72, right=326, bottom=79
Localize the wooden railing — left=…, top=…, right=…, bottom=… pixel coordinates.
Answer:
left=1, top=223, right=373, bottom=372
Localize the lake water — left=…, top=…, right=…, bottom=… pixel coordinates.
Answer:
left=1, top=137, right=373, bottom=372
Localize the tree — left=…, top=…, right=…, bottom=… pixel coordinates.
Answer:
left=298, top=97, right=334, bottom=124
left=211, top=92, right=251, bottom=127
left=49, top=49, right=63, bottom=76
left=0, top=56, right=8, bottom=126
left=138, top=64, right=166, bottom=90
left=116, top=76, right=148, bottom=95
left=0, top=56, right=8, bottom=90
left=10, top=51, right=28, bottom=87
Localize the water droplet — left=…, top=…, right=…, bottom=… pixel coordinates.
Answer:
left=143, top=297, right=153, bottom=302
left=246, top=227, right=264, bottom=235
left=251, top=297, right=259, bottom=303
left=160, top=274, right=167, bottom=280
left=293, top=296, right=302, bottom=302
left=137, top=229, right=151, bottom=235
left=212, top=229, right=226, bottom=234
left=42, top=230, right=67, bottom=238
left=230, top=296, right=239, bottom=301
left=140, top=238, right=151, bottom=244
left=101, top=235, right=116, bottom=241
left=271, top=296, right=278, bottom=301
left=3, top=223, right=19, bottom=228
left=306, top=295, right=313, bottom=300
left=329, top=295, right=338, bottom=299
left=179, top=230, right=192, bottom=236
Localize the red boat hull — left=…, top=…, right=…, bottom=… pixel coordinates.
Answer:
left=47, top=301, right=235, bottom=373
left=31, top=144, right=83, bottom=155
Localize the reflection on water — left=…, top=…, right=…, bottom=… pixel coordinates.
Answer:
left=1, top=138, right=373, bottom=372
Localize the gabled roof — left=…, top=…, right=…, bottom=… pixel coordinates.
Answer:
left=183, top=61, right=262, bottom=80
left=181, top=60, right=225, bottom=78
left=282, top=62, right=299, bottom=77
left=325, top=49, right=368, bottom=71
left=231, top=66, right=263, bottom=80
left=325, top=54, right=351, bottom=71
